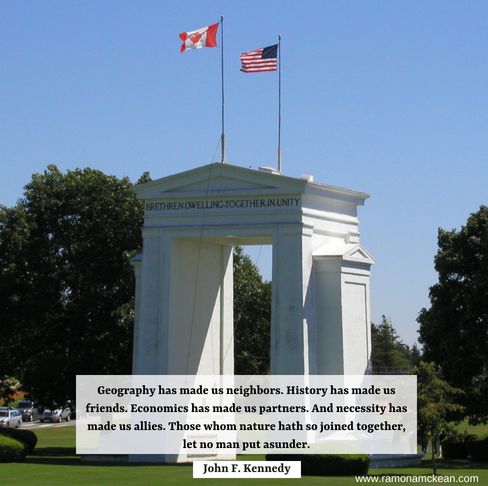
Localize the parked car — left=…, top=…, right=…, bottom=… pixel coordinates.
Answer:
left=0, top=407, right=22, bottom=428
left=59, top=407, right=71, bottom=421
left=16, top=399, right=41, bottom=422
left=40, top=407, right=71, bottom=423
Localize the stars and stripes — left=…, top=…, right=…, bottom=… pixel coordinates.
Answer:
left=240, top=44, right=278, bottom=73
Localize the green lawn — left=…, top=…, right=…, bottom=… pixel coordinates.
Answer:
left=457, top=420, right=488, bottom=437
left=0, top=425, right=487, bottom=485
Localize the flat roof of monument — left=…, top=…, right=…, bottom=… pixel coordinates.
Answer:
left=133, top=162, right=370, bottom=203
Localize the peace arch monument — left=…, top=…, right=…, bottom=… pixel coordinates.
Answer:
left=131, top=163, right=374, bottom=377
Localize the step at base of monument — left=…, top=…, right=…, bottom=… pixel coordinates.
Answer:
left=81, top=454, right=234, bottom=464
left=81, top=455, right=129, bottom=463
left=369, top=454, right=423, bottom=468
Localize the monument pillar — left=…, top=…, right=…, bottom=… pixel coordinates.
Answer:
left=166, top=238, right=233, bottom=375
left=270, top=223, right=318, bottom=375
left=132, top=228, right=163, bottom=374
left=311, top=241, right=374, bottom=375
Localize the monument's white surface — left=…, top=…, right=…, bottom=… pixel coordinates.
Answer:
left=132, top=163, right=374, bottom=377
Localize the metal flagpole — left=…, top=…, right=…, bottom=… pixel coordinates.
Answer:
left=220, top=16, right=226, bottom=163
left=277, top=35, right=282, bottom=172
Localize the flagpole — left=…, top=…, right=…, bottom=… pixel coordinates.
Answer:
left=277, top=35, right=282, bottom=172
left=220, top=16, right=226, bottom=163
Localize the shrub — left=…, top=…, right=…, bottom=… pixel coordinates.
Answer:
left=441, top=434, right=475, bottom=460
left=266, top=454, right=369, bottom=476
left=0, top=428, right=38, bottom=453
left=442, top=440, right=468, bottom=459
left=467, top=436, right=488, bottom=462
left=0, top=434, right=27, bottom=462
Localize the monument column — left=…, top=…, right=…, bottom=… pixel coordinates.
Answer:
left=131, top=253, right=142, bottom=372
left=270, top=224, right=307, bottom=375
left=132, top=227, right=164, bottom=374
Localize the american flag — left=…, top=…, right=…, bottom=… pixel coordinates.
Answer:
left=240, top=44, right=278, bottom=73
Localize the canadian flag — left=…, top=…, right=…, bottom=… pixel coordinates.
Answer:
left=179, top=23, right=219, bottom=53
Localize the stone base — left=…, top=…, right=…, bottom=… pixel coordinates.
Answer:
left=369, top=454, right=423, bottom=468
left=80, top=453, right=234, bottom=464
left=81, top=455, right=129, bottom=463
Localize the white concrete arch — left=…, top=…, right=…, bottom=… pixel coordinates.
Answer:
left=132, top=163, right=374, bottom=377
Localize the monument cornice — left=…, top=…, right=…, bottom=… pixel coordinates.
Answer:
left=133, top=163, right=369, bottom=207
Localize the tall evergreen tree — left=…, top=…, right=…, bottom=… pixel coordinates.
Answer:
left=371, top=316, right=415, bottom=373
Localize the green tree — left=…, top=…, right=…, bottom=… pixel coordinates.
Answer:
left=233, top=246, right=271, bottom=374
left=409, top=343, right=422, bottom=368
left=0, top=167, right=273, bottom=402
left=0, top=376, right=21, bottom=405
left=418, top=206, right=488, bottom=422
left=416, top=361, right=464, bottom=474
left=371, top=316, right=414, bottom=373
left=0, top=165, right=143, bottom=404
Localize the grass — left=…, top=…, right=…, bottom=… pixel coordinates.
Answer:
left=0, top=425, right=487, bottom=485
left=457, top=420, right=488, bottom=437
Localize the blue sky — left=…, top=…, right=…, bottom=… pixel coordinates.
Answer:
left=1, top=1, right=487, bottom=346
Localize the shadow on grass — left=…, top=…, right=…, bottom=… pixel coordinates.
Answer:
left=415, top=459, right=488, bottom=470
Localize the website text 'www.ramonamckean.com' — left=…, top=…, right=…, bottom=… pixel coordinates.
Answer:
left=355, top=475, right=479, bottom=484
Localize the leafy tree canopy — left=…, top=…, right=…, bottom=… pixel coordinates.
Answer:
left=0, top=376, right=21, bottom=405
left=0, top=167, right=273, bottom=402
left=233, top=246, right=271, bottom=375
left=418, top=206, right=488, bottom=423
left=0, top=165, right=143, bottom=404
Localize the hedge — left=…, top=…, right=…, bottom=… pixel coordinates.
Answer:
left=467, top=436, right=488, bottom=462
left=0, top=428, right=38, bottom=453
left=442, top=434, right=475, bottom=460
left=266, top=454, right=369, bottom=476
left=0, top=434, right=27, bottom=462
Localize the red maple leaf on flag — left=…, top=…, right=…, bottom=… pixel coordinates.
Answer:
left=190, top=32, right=202, bottom=44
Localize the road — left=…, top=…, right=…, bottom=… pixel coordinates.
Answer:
left=21, top=419, right=75, bottom=430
